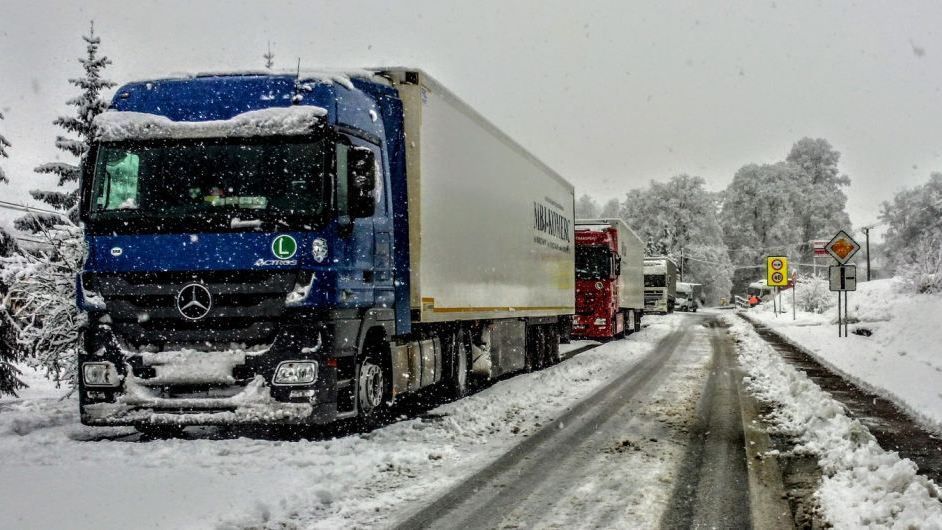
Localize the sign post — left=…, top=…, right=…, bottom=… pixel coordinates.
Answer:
left=825, top=231, right=860, bottom=338
left=791, top=271, right=798, bottom=321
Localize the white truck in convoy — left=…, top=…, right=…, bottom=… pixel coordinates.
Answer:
left=676, top=282, right=703, bottom=312
left=643, top=257, right=678, bottom=314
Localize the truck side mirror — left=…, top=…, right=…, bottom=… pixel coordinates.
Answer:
left=348, top=146, right=376, bottom=218
left=78, top=148, right=97, bottom=224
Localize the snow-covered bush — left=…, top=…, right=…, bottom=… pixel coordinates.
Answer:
left=881, top=173, right=942, bottom=294
left=20, top=22, right=113, bottom=233
left=795, top=275, right=834, bottom=313
left=0, top=225, right=86, bottom=390
left=897, top=235, right=942, bottom=294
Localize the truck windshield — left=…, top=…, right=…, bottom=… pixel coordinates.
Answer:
left=576, top=246, right=612, bottom=279
left=89, top=137, right=328, bottom=218
left=644, top=275, right=666, bottom=288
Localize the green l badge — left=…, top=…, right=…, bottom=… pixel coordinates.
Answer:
left=271, top=235, right=298, bottom=260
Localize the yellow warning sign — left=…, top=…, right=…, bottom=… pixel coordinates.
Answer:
left=767, top=256, right=789, bottom=287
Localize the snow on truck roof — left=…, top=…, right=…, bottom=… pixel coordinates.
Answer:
left=122, top=68, right=385, bottom=90
left=93, top=106, right=327, bottom=142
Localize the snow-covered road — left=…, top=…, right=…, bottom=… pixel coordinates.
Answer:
left=0, top=315, right=711, bottom=529
left=397, top=313, right=714, bottom=529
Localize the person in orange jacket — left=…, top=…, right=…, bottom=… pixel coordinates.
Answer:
left=748, top=294, right=760, bottom=307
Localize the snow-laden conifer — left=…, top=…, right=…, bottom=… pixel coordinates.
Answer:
left=19, top=21, right=114, bottom=231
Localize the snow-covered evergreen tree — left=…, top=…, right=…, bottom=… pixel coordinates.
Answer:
left=17, top=21, right=114, bottom=232
left=264, top=41, right=275, bottom=70
left=0, top=271, right=25, bottom=397
left=5, top=22, right=112, bottom=391
left=0, top=111, right=25, bottom=396
left=1, top=225, right=85, bottom=390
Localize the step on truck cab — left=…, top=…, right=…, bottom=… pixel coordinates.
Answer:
left=643, top=257, right=678, bottom=314
left=76, top=69, right=575, bottom=429
left=572, top=219, right=644, bottom=339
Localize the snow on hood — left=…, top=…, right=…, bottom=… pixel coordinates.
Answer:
left=93, top=106, right=327, bottom=142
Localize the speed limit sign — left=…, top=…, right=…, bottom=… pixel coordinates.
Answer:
left=767, top=256, right=789, bottom=287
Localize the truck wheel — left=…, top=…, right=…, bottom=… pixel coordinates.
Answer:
left=358, top=360, right=386, bottom=415
left=545, top=326, right=561, bottom=365
left=634, top=311, right=642, bottom=333
left=445, top=331, right=470, bottom=399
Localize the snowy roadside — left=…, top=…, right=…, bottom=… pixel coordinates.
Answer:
left=725, top=315, right=942, bottom=528
left=746, top=278, right=942, bottom=434
left=0, top=316, right=682, bottom=530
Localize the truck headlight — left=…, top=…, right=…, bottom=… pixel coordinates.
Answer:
left=83, top=362, right=120, bottom=387
left=273, top=361, right=318, bottom=385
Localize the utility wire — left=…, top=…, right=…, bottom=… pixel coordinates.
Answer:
left=0, top=200, right=67, bottom=217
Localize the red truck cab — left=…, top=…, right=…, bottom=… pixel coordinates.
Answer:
left=572, top=219, right=644, bottom=340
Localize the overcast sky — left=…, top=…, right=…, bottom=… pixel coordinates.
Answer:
left=1, top=0, right=940, bottom=240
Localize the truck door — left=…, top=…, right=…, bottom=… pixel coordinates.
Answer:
left=344, top=138, right=393, bottom=308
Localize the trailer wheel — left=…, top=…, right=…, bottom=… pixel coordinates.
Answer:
left=445, top=330, right=470, bottom=399
left=633, top=311, right=642, bottom=333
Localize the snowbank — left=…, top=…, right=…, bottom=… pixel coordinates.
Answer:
left=726, top=315, right=942, bottom=528
left=93, top=106, right=327, bottom=142
left=749, top=278, right=942, bottom=433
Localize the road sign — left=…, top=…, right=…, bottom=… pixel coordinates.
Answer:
left=812, top=240, right=829, bottom=257
left=766, top=255, right=788, bottom=287
left=825, top=230, right=860, bottom=264
left=829, top=265, right=857, bottom=291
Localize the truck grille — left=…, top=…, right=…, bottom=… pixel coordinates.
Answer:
left=644, top=290, right=662, bottom=306
left=94, top=270, right=298, bottom=347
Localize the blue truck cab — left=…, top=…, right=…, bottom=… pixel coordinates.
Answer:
left=77, top=69, right=576, bottom=430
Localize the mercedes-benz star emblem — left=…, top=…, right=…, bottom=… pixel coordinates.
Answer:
left=176, top=283, right=212, bottom=320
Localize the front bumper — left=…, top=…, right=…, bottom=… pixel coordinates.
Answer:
left=571, top=314, right=613, bottom=339
left=79, top=320, right=342, bottom=427
left=81, top=376, right=338, bottom=426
